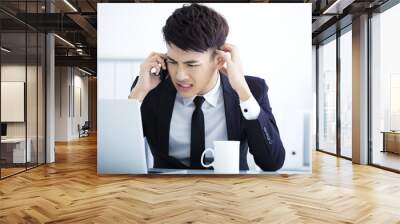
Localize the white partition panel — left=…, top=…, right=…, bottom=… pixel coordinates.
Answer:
left=1, top=82, right=25, bottom=122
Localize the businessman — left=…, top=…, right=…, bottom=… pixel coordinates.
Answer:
left=129, top=3, right=285, bottom=171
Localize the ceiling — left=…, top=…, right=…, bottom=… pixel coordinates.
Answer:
left=0, top=0, right=393, bottom=75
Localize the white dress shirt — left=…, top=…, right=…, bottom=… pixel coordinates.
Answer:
left=168, top=74, right=261, bottom=166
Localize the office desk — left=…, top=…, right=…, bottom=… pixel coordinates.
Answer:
left=1, top=138, right=31, bottom=164
left=381, top=131, right=400, bottom=154
left=147, top=168, right=310, bottom=175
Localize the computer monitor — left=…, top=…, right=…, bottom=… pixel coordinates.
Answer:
left=1, top=123, right=7, bottom=137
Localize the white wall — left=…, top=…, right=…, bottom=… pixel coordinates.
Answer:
left=98, top=3, right=313, bottom=170
left=55, top=66, right=69, bottom=141
left=72, top=73, right=89, bottom=138
left=1, top=82, right=24, bottom=123
left=55, top=67, right=89, bottom=141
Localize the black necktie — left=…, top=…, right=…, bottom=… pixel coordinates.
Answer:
left=190, top=96, right=206, bottom=169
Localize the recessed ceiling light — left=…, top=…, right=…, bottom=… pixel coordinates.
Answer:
left=63, top=0, right=78, bottom=12
left=1, top=47, right=11, bottom=53
left=323, top=0, right=354, bottom=15
left=78, top=67, right=93, bottom=76
left=54, top=34, right=75, bottom=48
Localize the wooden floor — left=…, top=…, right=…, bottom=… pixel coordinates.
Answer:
left=372, top=150, right=400, bottom=171
left=0, top=167, right=26, bottom=178
left=1, top=163, right=46, bottom=178
left=1, top=135, right=400, bottom=223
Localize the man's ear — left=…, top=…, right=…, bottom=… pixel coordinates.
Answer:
left=215, top=54, right=225, bottom=69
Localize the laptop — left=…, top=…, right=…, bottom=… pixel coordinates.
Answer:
left=97, top=99, right=148, bottom=174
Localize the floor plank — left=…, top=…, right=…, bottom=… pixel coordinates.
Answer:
left=1, top=134, right=400, bottom=223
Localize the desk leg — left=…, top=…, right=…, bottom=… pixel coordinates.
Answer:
left=382, top=133, right=386, bottom=153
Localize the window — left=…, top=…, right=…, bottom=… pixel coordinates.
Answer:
left=318, top=36, right=337, bottom=154
left=370, top=3, right=400, bottom=171
left=340, top=28, right=352, bottom=158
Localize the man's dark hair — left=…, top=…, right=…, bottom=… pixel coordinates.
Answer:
left=162, top=3, right=229, bottom=53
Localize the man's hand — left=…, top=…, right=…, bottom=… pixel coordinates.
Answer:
left=128, top=52, right=167, bottom=102
left=216, top=43, right=252, bottom=101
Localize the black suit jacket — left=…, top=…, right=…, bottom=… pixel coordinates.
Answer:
left=131, top=73, right=285, bottom=171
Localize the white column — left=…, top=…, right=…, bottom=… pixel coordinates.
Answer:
left=352, top=14, right=369, bottom=164
left=45, top=0, right=55, bottom=163
left=46, top=32, right=55, bottom=163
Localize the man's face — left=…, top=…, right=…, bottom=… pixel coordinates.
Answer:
left=166, top=44, right=222, bottom=98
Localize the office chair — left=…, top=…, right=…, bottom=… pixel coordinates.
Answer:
left=79, top=121, right=90, bottom=138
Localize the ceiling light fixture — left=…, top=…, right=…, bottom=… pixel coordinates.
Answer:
left=63, top=0, right=78, bottom=12
left=78, top=67, right=93, bottom=76
left=54, top=34, right=75, bottom=48
left=323, top=0, right=354, bottom=15
left=1, top=47, right=11, bottom=53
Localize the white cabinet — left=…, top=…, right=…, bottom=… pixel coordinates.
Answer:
left=1, top=138, right=32, bottom=163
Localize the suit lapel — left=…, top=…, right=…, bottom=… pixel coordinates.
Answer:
left=155, top=75, right=240, bottom=168
left=157, top=78, right=176, bottom=156
left=220, top=73, right=241, bottom=141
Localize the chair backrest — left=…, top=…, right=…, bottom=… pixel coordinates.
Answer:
left=82, top=121, right=90, bottom=129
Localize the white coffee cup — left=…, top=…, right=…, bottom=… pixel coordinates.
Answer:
left=200, top=141, right=240, bottom=174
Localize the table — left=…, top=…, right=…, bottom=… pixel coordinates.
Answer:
left=381, top=131, right=400, bottom=154
left=147, top=167, right=311, bottom=175
left=1, top=138, right=31, bottom=164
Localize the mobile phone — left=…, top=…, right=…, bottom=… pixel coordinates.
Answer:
left=131, top=59, right=169, bottom=91
left=158, top=66, right=168, bottom=81
left=152, top=58, right=168, bottom=81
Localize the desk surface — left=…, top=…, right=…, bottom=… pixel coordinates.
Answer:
left=381, top=131, right=400, bottom=134
left=1, top=138, right=27, bottom=143
left=147, top=167, right=311, bottom=175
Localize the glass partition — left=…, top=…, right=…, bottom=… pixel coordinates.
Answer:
left=1, top=30, right=28, bottom=177
left=0, top=1, right=46, bottom=179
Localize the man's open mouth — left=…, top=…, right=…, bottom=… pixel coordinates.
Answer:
left=177, top=82, right=193, bottom=92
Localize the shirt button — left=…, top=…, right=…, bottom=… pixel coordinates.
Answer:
left=244, top=108, right=248, bottom=113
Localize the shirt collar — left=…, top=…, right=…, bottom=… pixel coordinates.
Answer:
left=179, top=74, right=221, bottom=107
